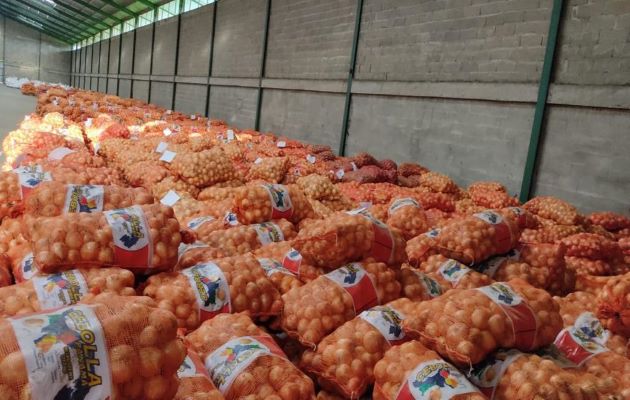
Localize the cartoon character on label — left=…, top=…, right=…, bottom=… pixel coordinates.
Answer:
left=413, top=365, right=459, bottom=395
left=442, top=262, right=465, bottom=279
left=43, top=274, right=72, bottom=293
left=200, top=275, right=222, bottom=308
left=341, top=264, right=361, bottom=284
left=22, top=256, right=34, bottom=276
left=108, top=210, right=144, bottom=248
left=267, top=185, right=288, bottom=209
left=223, top=340, right=264, bottom=363
left=488, top=284, right=515, bottom=305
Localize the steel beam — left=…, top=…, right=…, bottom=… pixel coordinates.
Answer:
left=17, top=0, right=102, bottom=34
left=5, top=0, right=93, bottom=39
left=55, top=0, right=116, bottom=29
left=0, top=5, right=77, bottom=43
left=98, top=0, right=139, bottom=18
left=64, top=0, right=122, bottom=25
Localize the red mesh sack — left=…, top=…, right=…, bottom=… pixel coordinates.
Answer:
left=419, top=172, right=459, bottom=194
left=0, top=294, right=186, bottom=400
left=232, top=184, right=315, bottom=225
left=386, top=198, right=429, bottom=240
left=405, top=228, right=441, bottom=267
left=174, top=347, right=224, bottom=400
left=255, top=257, right=303, bottom=295
left=142, top=255, right=283, bottom=331
left=561, top=233, right=620, bottom=260
left=520, top=224, right=584, bottom=244
left=596, top=272, right=630, bottom=337
left=168, top=147, right=237, bottom=188
left=403, top=279, right=563, bottom=366
left=246, top=157, right=289, bottom=183
left=373, top=340, right=483, bottom=400
left=185, top=313, right=316, bottom=399
left=300, top=298, right=423, bottom=398
left=419, top=254, right=493, bottom=290
left=587, top=211, right=630, bottom=232
left=281, top=260, right=401, bottom=348
left=29, top=204, right=181, bottom=274
left=176, top=242, right=227, bottom=270
left=398, top=266, right=443, bottom=302
left=252, top=241, right=324, bottom=282
left=565, top=256, right=612, bottom=276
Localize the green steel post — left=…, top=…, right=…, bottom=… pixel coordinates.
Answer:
left=171, top=0, right=185, bottom=111
left=147, top=9, right=157, bottom=103
left=338, top=0, right=364, bottom=156
left=205, top=2, right=218, bottom=117
left=519, top=0, right=565, bottom=202
left=254, top=0, right=272, bottom=131
left=130, top=17, right=138, bottom=98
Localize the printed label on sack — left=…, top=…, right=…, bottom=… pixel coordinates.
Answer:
left=178, top=350, right=211, bottom=379
left=104, top=206, right=152, bottom=268
left=253, top=222, right=284, bottom=245
left=182, top=262, right=231, bottom=320
left=437, top=259, right=471, bottom=287
left=507, top=207, right=527, bottom=227
left=473, top=211, right=513, bottom=254
left=48, top=147, right=76, bottom=161
left=155, top=141, right=168, bottom=153
left=17, top=252, right=37, bottom=282
left=10, top=304, right=112, bottom=400
left=348, top=208, right=395, bottom=264
left=359, top=306, right=406, bottom=345
left=223, top=212, right=239, bottom=227
left=467, top=349, right=524, bottom=399
left=258, top=258, right=293, bottom=277
left=64, top=185, right=105, bottom=213
left=160, top=190, right=181, bottom=206
left=476, top=249, right=520, bottom=278
left=425, top=229, right=440, bottom=239
left=388, top=198, right=420, bottom=216
left=553, top=312, right=610, bottom=365
left=261, top=184, right=294, bottom=219
left=205, top=335, right=286, bottom=394
left=16, top=168, right=52, bottom=199
left=187, top=216, right=216, bottom=231
left=32, top=269, right=89, bottom=309
left=282, top=248, right=303, bottom=275
left=477, top=282, right=538, bottom=350
left=396, top=359, right=480, bottom=400
left=177, top=241, right=209, bottom=261
left=413, top=271, right=442, bottom=298
left=324, top=263, right=379, bottom=314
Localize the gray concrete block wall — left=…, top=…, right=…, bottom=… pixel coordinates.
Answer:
left=265, top=0, right=356, bottom=79
left=150, top=81, right=174, bottom=108
left=0, top=16, right=4, bottom=80
left=212, top=0, right=265, bottom=77
left=99, top=40, right=109, bottom=74
left=356, top=0, right=551, bottom=82
left=534, top=105, right=630, bottom=213
left=346, top=95, right=533, bottom=195
left=91, top=42, right=100, bottom=73
left=177, top=5, right=214, bottom=76
left=134, top=26, right=153, bottom=74
left=556, top=0, right=630, bottom=85
left=90, top=76, right=98, bottom=91
left=107, top=79, right=118, bottom=95
left=260, top=89, right=345, bottom=150
left=209, top=86, right=258, bottom=128
left=80, top=44, right=87, bottom=73
left=109, top=37, right=120, bottom=74
left=85, top=45, right=93, bottom=74
left=40, top=34, right=71, bottom=84
left=118, top=79, right=131, bottom=98
left=153, top=17, right=179, bottom=75
left=4, top=19, right=40, bottom=80
left=133, top=80, right=150, bottom=102
left=98, top=78, right=107, bottom=92
left=175, top=83, right=207, bottom=115
left=120, top=32, right=134, bottom=74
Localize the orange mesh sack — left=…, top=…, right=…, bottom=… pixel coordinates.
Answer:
left=197, top=219, right=296, bottom=257
left=185, top=313, right=316, bottom=399
left=252, top=241, right=324, bottom=282
left=29, top=204, right=181, bottom=274
left=561, top=232, right=620, bottom=260
left=403, top=279, right=563, bottom=366
left=293, top=209, right=407, bottom=269
left=168, top=147, right=237, bottom=187
left=0, top=294, right=186, bottom=400
left=419, top=254, right=493, bottom=290
left=256, top=258, right=303, bottom=295
left=300, top=298, right=423, bottom=398
left=0, top=166, right=52, bottom=219
left=7, top=243, right=37, bottom=283
left=183, top=215, right=230, bottom=240
left=24, top=182, right=153, bottom=217
left=232, top=184, right=315, bottom=225
left=281, top=260, right=401, bottom=348
left=176, top=243, right=227, bottom=270
left=435, top=210, right=521, bottom=265
left=405, top=228, right=442, bottom=267
left=386, top=198, right=429, bottom=240
left=142, top=255, right=283, bottom=331
left=373, top=340, right=484, bottom=400
left=587, top=211, right=630, bottom=232
left=175, top=347, right=224, bottom=400
left=523, top=196, right=582, bottom=225
left=0, top=267, right=135, bottom=318
left=398, top=266, right=444, bottom=302
left=246, top=157, right=289, bottom=183
left=596, top=272, right=630, bottom=337
left=0, top=256, right=12, bottom=288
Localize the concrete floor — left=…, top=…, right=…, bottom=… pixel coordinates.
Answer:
left=0, top=85, right=37, bottom=163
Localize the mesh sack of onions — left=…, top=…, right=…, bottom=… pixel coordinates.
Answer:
left=142, top=255, right=283, bottom=331
left=293, top=209, right=406, bottom=269
left=434, top=210, right=521, bottom=265
left=174, top=347, right=224, bottom=400
left=596, top=272, right=630, bottom=337
left=419, top=254, right=493, bottom=290
left=467, top=185, right=519, bottom=210
left=48, top=165, right=124, bottom=186
left=0, top=294, right=186, bottom=400
left=183, top=214, right=231, bottom=241
left=176, top=242, right=227, bottom=270
left=122, top=161, right=171, bottom=189
left=151, top=176, right=200, bottom=199
left=29, top=204, right=181, bottom=274
left=0, top=257, right=11, bottom=287
left=561, top=233, right=621, bottom=260
left=169, top=147, right=237, bottom=188
left=475, top=249, right=551, bottom=290
left=2, top=130, right=83, bottom=168
left=255, top=257, right=303, bottom=295
left=246, top=157, right=289, bottom=183
left=385, top=198, right=429, bottom=240
left=45, top=147, right=107, bottom=168
left=373, top=340, right=484, bottom=400
left=403, top=279, right=563, bottom=366
left=296, top=174, right=342, bottom=201
left=497, top=206, right=538, bottom=230
left=197, top=186, right=237, bottom=202
left=280, top=260, right=401, bottom=348
left=0, top=267, right=135, bottom=318
left=523, top=196, right=582, bottom=225
left=405, top=228, right=442, bottom=267
left=587, top=211, right=630, bottom=232
left=418, top=171, right=459, bottom=194
left=0, top=217, right=26, bottom=254
left=565, top=256, right=612, bottom=277
left=196, top=219, right=296, bottom=257
left=252, top=241, right=324, bottom=282
left=185, top=313, right=316, bottom=399
left=232, top=184, right=315, bottom=225
left=300, top=298, right=423, bottom=398
left=398, top=265, right=444, bottom=302
left=24, top=182, right=153, bottom=217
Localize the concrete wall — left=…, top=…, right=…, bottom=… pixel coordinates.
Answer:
left=71, top=1, right=630, bottom=214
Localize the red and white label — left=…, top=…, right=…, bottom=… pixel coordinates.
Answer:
left=187, top=216, right=216, bottom=231
left=476, top=249, right=520, bottom=278
left=261, top=184, right=294, bottom=220
left=15, top=252, right=37, bottom=282
left=553, top=312, right=610, bottom=366
left=412, top=271, right=442, bottom=298
left=473, top=211, right=513, bottom=254
left=507, top=207, right=528, bottom=228
left=182, top=262, right=231, bottom=321
left=253, top=222, right=284, bottom=245
left=477, top=282, right=538, bottom=350
left=348, top=208, right=395, bottom=264
left=205, top=336, right=286, bottom=395
left=396, top=359, right=480, bottom=400
left=359, top=305, right=407, bottom=345
left=257, top=258, right=293, bottom=277
left=324, top=263, right=379, bottom=314
left=104, top=206, right=152, bottom=269
left=388, top=198, right=421, bottom=216
left=32, top=269, right=89, bottom=309
left=15, top=166, right=52, bottom=199
left=467, top=349, right=523, bottom=399
left=282, top=248, right=303, bottom=276
left=437, top=259, right=471, bottom=287
left=64, top=185, right=105, bottom=213
left=178, top=349, right=211, bottom=379
left=177, top=241, right=210, bottom=261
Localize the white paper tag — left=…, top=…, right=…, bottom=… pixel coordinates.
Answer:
left=32, top=270, right=89, bottom=309
left=85, top=118, right=93, bottom=128
left=64, top=185, right=105, bottom=213
left=161, top=190, right=181, bottom=206
left=335, top=169, right=345, bottom=179
left=227, top=130, right=235, bottom=141
left=351, top=162, right=358, bottom=171
left=276, top=141, right=286, bottom=148
left=163, top=128, right=173, bottom=136
left=155, top=141, right=168, bottom=154
left=48, top=147, right=76, bottom=161
left=306, top=154, right=316, bottom=164
left=254, top=157, right=263, bottom=165
left=160, top=150, right=176, bottom=163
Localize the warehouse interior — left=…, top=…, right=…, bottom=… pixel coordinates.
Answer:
left=0, top=1, right=629, bottom=399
